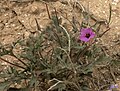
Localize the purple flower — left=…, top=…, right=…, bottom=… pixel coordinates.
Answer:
left=110, top=84, right=119, bottom=90
left=79, top=28, right=95, bottom=42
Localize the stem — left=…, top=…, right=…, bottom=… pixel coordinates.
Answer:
left=12, top=54, right=28, bottom=67
left=99, top=27, right=110, bottom=37
left=38, top=51, right=44, bottom=60
left=47, top=80, right=63, bottom=91
left=35, top=18, right=41, bottom=31
left=109, top=65, right=117, bottom=83
left=58, top=47, right=76, bottom=73
left=58, top=47, right=81, bottom=90
left=79, top=45, right=90, bottom=57
left=76, top=41, right=96, bottom=62
left=52, top=29, right=63, bottom=48
left=60, top=25, right=71, bottom=54
left=54, top=8, right=59, bottom=25
left=59, top=12, right=79, bottom=31
left=0, top=57, right=26, bottom=69
left=108, top=4, right=112, bottom=24
left=45, top=3, right=51, bottom=19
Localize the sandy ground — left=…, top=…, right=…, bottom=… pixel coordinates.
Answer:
left=0, top=0, right=120, bottom=54
left=0, top=0, right=120, bottom=90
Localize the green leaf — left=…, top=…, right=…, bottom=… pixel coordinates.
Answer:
left=82, top=54, right=111, bottom=74
left=21, top=88, right=31, bottom=91
left=29, top=77, right=39, bottom=90
left=0, top=81, right=12, bottom=90
left=73, top=46, right=85, bottom=49
left=52, top=16, right=59, bottom=26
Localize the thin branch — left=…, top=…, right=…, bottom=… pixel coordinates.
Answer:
left=35, top=18, right=41, bottom=32
left=0, top=57, right=26, bottom=69
left=109, top=65, right=117, bottom=83
left=45, top=3, right=51, bottom=19
left=58, top=47, right=76, bottom=74
left=54, top=8, right=59, bottom=25
left=99, top=27, right=110, bottom=37
left=59, top=25, right=71, bottom=54
left=52, top=29, right=63, bottom=48
left=57, top=47, right=81, bottom=90
left=11, top=54, right=28, bottom=67
left=108, top=4, right=112, bottom=24
left=76, top=41, right=96, bottom=62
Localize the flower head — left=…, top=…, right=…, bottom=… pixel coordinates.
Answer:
left=79, top=28, right=95, bottom=42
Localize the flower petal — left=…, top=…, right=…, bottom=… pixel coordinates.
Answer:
left=81, top=28, right=92, bottom=35
left=80, top=28, right=95, bottom=42
left=80, top=36, right=90, bottom=42
left=90, top=32, right=95, bottom=38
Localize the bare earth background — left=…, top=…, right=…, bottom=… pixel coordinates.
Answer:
left=0, top=0, right=120, bottom=90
